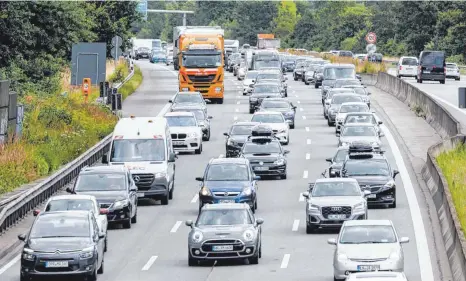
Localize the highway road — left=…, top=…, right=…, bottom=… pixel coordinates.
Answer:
left=0, top=61, right=443, bottom=281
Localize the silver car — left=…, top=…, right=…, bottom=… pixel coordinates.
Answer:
left=302, top=178, right=369, bottom=233
left=185, top=203, right=263, bottom=266
left=335, top=102, right=370, bottom=134
left=338, top=123, right=382, bottom=148
left=323, top=89, right=356, bottom=117
left=341, top=112, right=383, bottom=137
left=328, top=220, right=410, bottom=281
left=327, top=94, right=364, bottom=126
left=346, top=272, right=408, bottom=281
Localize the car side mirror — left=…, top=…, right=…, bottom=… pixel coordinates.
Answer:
left=302, top=191, right=310, bottom=198
left=393, top=169, right=399, bottom=178
left=65, top=187, right=74, bottom=194
left=130, top=186, right=137, bottom=192
left=400, top=237, right=410, bottom=244
left=102, top=153, right=108, bottom=164
left=195, top=177, right=204, bottom=181
left=168, top=99, right=173, bottom=103
left=99, top=234, right=106, bottom=239
left=185, top=220, right=193, bottom=227
left=325, top=157, right=332, bottom=163
left=18, top=234, right=26, bottom=241
left=378, top=121, right=383, bottom=125
left=327, top=238, right=337, bottom=245
left=256, top=218, right=264, bottom=225
left=33, top=209, right=40, bottom=216
left=208, top=116, right=213, bottom=119
left=168, top=152, right=176, bottom=162
left=100, top=208, right=109, bottom=215
left=284, top=150, right=290, bottom=155
left=223, top=132, right=229, bottom=136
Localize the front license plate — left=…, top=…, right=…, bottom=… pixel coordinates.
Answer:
left=137, top=192, right=145, bottom=198
left=212, top=245, right=233, bottom=251
left=45, top=261, right=69, bottom=268
left=328, top=214, right=346, bottom=220
left=357, top=265, right=380, bottom=271
left=367, top=194, right=377, bottom=199
left=173, top=141, right=184, bottom=145
left=255, top=166, right=269, bottom=171
left=424, top=70, right=430, bottom=74
left=219, top=200, right=235, bottom=203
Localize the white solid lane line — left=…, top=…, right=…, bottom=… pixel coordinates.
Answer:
left=170, top=221, right=182, bottom=233
left=303, top=170, right=308, bottom=179
left=307, top=139, right=312, bottom=145
left=191, top=194, right=199, bottom=203
left=235, top=108, right=239, bottom=112
left=381, top=124, right=434, bottom=281
left=297, top=101, right=301, bottom=104
left=237, top=101, right=240, bottom=105
left=0, top=255, right=20, bottom=275
left=219, top=154, right=224, bottom=158
left=292, top=220, right=300, bottom=231
left=305, top=153, right=310, bottom=160
left=280, top=254, right=291, bottom=269
left=295, top=95, right=299, bottom=98
left=305, top=127, right=310, bottom=132
left=141, top=256, right=158, bottom=271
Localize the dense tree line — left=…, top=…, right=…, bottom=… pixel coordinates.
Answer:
left=137, top=1, right=466, bottom=63
left=0, top=1, right=140, bottom=93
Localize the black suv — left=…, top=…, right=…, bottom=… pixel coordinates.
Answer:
left=248, top=84, right=282, bottom=114
left=326, top=146, right=349, bottom=178
left=417, top=51, right=446, bottom=84
left=224, top=121, right=260, bottom=157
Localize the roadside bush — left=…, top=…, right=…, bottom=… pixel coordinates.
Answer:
left=108, top=60, right=130, bottom=83
left=327, top=56, right=387, bottom=74
left=119, top=66, right=143, bottom=99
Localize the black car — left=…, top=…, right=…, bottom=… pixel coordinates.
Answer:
left=293, top=61, right=306, bottom=80
left=67, top=166, right=138, bottom=229
left=282, top=57, right=296, bottom=72
left=257, top=98, right=296, bottom=129
left=18, top=211, right=105, bottom=281
left=224, top=121, right=260, bottom=157
left=249, top=84, right=282, bottom=114
left=135, top=47, right=150, bottom=60
left=326, top=146, right=349, bottom=178
left=313, top=66, right=324, bottom=89
left=239, top=126, right=289, bottom=179
left=417, top=51, right=446, bottom=84
left=339, top=144, right=399, bottom=208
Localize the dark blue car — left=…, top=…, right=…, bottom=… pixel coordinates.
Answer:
left=196, top=158, right=259, bottom=213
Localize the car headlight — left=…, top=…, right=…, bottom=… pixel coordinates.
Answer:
left=341, top=142, right=349, bottom=147
left=389, top=251, right=400, bottom=261
left=155, top=172, right=166, bottom=178
left=284, top=112, right=293, bottom=117
left=227, top=139, right=238, bottom=146
left=182, top=88, right=189, bottom=91
left=215, top=87, right=222, bottom=93
left=188, top=132, right=198, bottom=138
left=382, top=180, right=395, bottom=191
left=241, top=186, right=252, bottom=196
left=22, top=248, right=35, bottom=261
left=336, top=118, right=344, bottom=123
left=192, top=231, right=203, bottom=243
left=278, top=129, right=287, bottom=133
left=323, top=86, right=330, bottom=90
left=337, top=253, right=348, bottom=261
left=274, top=159, right=285, bottom=166
left=243, top=229, right=255, bottom=242
left=371, top=142, right=380, bottom=147
left=200, top=186, right=212, bottom=196
left=113, top=199, right=129, bottom=209
left=308, top=204, right=320, bottom=211
left=250, top=97, right=258, bottom=102
left=353, top=202, right=365, bottom=212
left=79, top=247, right=94, bottom=259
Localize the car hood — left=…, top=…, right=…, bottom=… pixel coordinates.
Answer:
left=311, top=196, right=364, bottom=206
left=243, top=153, right=280, bottom=163
left=262, top=108, right=293, bottom=114
left=110, top=161, right=168, bottom=174
left=243, top=79, right=255, bottom=86
left=322, top=79, right=336, bottom=86
left=349, top=175, right=392, bottom=186
left=169, top=126, right=201, bottom=134
left=339, top=243, right=399, bottom=260
left=172, top=102, right=206, bottom=109
left=28, top=237, right=92, bottom=253
left=75, top=190, right=127, bottom=203
left=339, top=136, right=379, bottom=144
left=196, top=225, right=252, bottom=239
left=251, top=93, right=281, bottom=98
left=336, top=113, right=350, bottom=120
left=229, top=135, right=249, bottom=143
left=204, top=181, right=250, bottom=193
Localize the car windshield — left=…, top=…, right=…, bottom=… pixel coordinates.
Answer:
left=30, top=216, right=90, bottom=238
left=182, top=54, right=222, bottom=68
left=230, top=125, right=255, bottom=135
left=197, top=209, right=252, bottom=226
left=346, top=115, right=376, bottom=124
left=255, top=60, right=281, bottom=69
left=339, top=104, right=369, bottom=113
left=446, top=63, right=457, bottom=69
left=166, top=116, right=197, bottom=127
left=45, top=199, right=94, bottom=212
left=246, top=72, right=259, bottom=79
left=332, top=95, right=362, bottom=104
left=173, top=109, right=205, bottom=121
left=206, top=164, right=249, bottom=181
left=138, top=47, right=150, bottom=52
left=253, top=85, right=280, bottom=94
left=111, top=139, right=165, bottom=162
left=312, top=182, right=361, bottom=197
left=335, top=80, right=360, bottom=87
left=339, top=225, right=397, bottom=244
left=350, top=88, right=368, bottom=96
left=261, top=101, right=290, bottom=109
left=344, top=160, right=390, bottom=176
left=257, top=73, right=280, bottom=80
left=420, top=52, right=444, bottom=66
left=328, top=90, right=355, bottom=99
left=242, top=142, right=281, bottom=154
left=401, top=58, right=418, bottom=65
left=174, top=94, right=203, bottom=104
left=251, top=114, right=284, bottom=123
left=324, top=67, right=356, bottom=79
left=75, top=173, right=126, bottom=192
left=334, top=149, right=349, bottom=162
left=342, top=126, right=376, bottom=137
left=154, top=52, right=165, bottom=56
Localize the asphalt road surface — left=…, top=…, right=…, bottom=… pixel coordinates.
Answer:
left=0, top=61, right=442, bottom=281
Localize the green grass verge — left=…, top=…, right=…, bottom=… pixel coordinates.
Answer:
left=119, top=66, right=143, bottom=100
left=436, top=144, right=466, bottom=232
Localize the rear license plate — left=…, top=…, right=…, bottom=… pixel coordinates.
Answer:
left=212, top=245, right=233, bottom=251
left=255, top=166, right=269, bottom=171
left=173, top=141, right=184, bottom=145
left=357, top=265, right=380, bottom=271
left=406, top=67, right=413, bottom=70
left=219, top=200, right=235, bottom=203
left=367, top=194, right=376, bottom=199
left=45, top=261, right=68, bottom=268
left=137, top=192, right=145, bottom=198
left=424, top=70, right=431, bottom=74
left=328, top=214, right=346, bottom=220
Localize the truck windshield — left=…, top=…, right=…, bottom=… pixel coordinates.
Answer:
left=182, top=54, right=222, bottom=68
left=111, top=139, right=166, bottom=162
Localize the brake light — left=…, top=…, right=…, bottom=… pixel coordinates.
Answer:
left=399, top=66, right=402, bottom=70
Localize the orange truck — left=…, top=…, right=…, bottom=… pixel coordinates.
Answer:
left=257, top=34, right=281, bottom=50
left=178, top=29, right=225, bottom=104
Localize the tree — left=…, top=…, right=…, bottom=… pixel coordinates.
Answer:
left=273, top=1, right=299, bottom=43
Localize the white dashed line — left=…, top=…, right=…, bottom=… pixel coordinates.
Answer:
left=170, top=221, right=182, bottom=233
left=295, top=95, right=299, bottom=98
left=302, top=116, right=306, bottom=120
left=305, top=153, right=310, bottom=160
left=292, top=220, right=300, bottom=231
left=141, top=256, right=158, bottom=271
left=299, top=108, right=303, bottom=112
left=305, top=127, right=310, bottom=132
left=235, top=108, right=239, bottom=112
left=297, top=101, right=301, bottom=104
left=307, top=139, right=312, bottom=145
left=0, top=255, right=20, bottom=275
left=191, top=194, right=199, bottom=203
left=237, top=101, right=240, bottom=105
left=303, top=170, right=308, bottom=179
left=299, top=193, right=305, bottom=202
left=280, top=254, right=291, bottom=269
left=219, top=154, right=224, bottom=158
left=234, top=116, right=238, bottom=121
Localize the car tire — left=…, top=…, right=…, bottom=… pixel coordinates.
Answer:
left=249, top=254, right=259, bottom=265
left=97, top=258, right=104, bottom=274
left=290, top=124, right=295, bottom=129
left=123, top=218, right=131, bottom=229
left=217, top=98, right=224, bottom=104
left=131, top=209, right=137, bottom=223
left=397, top=75, right=401, bottom=78
left=456, top=77, right=461, bottom=81
left=20, top=273, right=30, bottom=281
left=188, top=254, right=198, bottom=266
left=390, top=200, right=396, bottom=208
left=254, top=198, right=258, bottom=210
left=305, top=81, right=309, bottom=85
left=249, top=108, right=255, bottom=114
left=202, top=131, right=210, bottom=141
left=440, top=80, right=445, bottom=84
left=306, top=224, right=316, bottom=234
left=161, top=191, right=169, bottom=205
left=327, top=119, right=333, bottom=126
left=258, top=245, right=262, bottom=258
left=89, top=265, right=98, bottom=281
left=169, top=182, right=174, bottom=200
left=195, top=144, right=202, bottom=154
left=314, top=83, right=319, bottom=89
left=198, top=201, right=204, bottom=213
left=294, top=76, right=298, bottom=81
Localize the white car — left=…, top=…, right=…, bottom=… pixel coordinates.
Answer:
left=346, top=272, right=408, bottom=281
left=165, top=111, right=203, bottom=154
left=396, top=56, right=418, bottom=78
left=335, top=102, right=370, bottom=134
left=446, top=62, right=461, bottom=81
left=251, top=111, right=290, bottom=145
left=243, top=70, right=260, bottom=95
left=33, top=194, right=109, bottom=252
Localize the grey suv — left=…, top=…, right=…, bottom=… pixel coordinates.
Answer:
left=185, top=203, right=263, bottom=266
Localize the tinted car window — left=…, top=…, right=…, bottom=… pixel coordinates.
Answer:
left=197, top=209, right=252, bottom=226
left=261, top=101, right=290, bottom=109
left=332, top=95, right=362, bottom=104
left=75, top=174, right=126, bottom=191
left=341, top=126, right=376, bottom=137
left=206, top=164, right=249, bottom=181
left=312, top=182, right=361, bottom=197
left=174, top=94, right=203, bottom=104
left=340, top=225, right=397, bottom=244
left=166, top=116, right=197, bottom=127
left=339, top=104, right=369, bottom=113
left=253, top=85, right=280, bottom=93
left=344, top=159, right=390, bottom=176
left=30, top=216, right=90, bottom=238
left=231, top=125, right=255, bottom=135
left=324, top=67, right=356, bottom=79
left=111, top=139, right=166, bottom=162
left=251, top=114, right=284, bottom=123
left=46, top=199, right=94, bottom=212
left=243, top=142, right=281, bottom=154
left=420, top=52, right=445, bottom=66
left=401, top=58, right=417, bottom=65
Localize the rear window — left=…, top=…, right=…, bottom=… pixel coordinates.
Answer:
left=401, top=58, right=417, bottom=66
left=324, top=67, right=356, bottom=80
left=420, top=52, right=445, bottom=66
left=446, top=63, right=457, bottom=69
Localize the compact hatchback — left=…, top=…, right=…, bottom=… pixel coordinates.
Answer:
left=396, top=56, right=418, bottom=78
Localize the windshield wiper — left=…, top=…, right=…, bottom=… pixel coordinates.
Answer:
left=252, top=153, right=272, bottom=156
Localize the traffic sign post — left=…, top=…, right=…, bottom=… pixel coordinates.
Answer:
left=111, top=35, right=123, bottom=67
left=82, top=78, right=91, bottom=103
left=365, top=32, right=377, bottom=44
left=366, top=44, right=377, bottom=54
left=136, top=0, right=148, bottom=21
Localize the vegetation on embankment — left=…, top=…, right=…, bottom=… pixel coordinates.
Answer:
left=436, top=144, right=466, bottom=232
left=321, top=55, right=387, bottom=74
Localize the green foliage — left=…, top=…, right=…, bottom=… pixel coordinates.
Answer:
left=119, top=66, right=143, bottom=100
left=108, top=62, right=130, bottom=83
left=273, top=1, right=299, bottom=45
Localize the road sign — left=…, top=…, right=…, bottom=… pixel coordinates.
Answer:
left=365, top=32, right=377, bottom=44
left=82, top=78, right=91, bottom=102
left=111, top=46, right=123, bottom=60
left=366, top=44, right=377, bottom=54
left=136, top=0, right=148, bottom=21
left=111, top=35, right=123, bottom=47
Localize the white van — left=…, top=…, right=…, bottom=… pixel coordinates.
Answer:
left=102, top=116, right=177, bottom=205
left=396, top=56, right=418, bottom=78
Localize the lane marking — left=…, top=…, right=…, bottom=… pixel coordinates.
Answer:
left=381, top=124, right=434, bottom=281
left=292, top=220, right=300, bottom=231
left=302, top=116, right=306, bottom=120
left=295, top=95, right=299, bottom=98
left=305, top=127, right=310, bottom=132
left=170, top=221, right=182, bottom=233
left=299, top=193, right=305, bottom=202
left=297, top=101, right=301, bottom=104
left=156, top=103, right=172, bottom=117
left=191, top=194, right=199, bottom=203
left=237, top=101, right=240, bottom=105
left=0, top=255, right=20, bottom=275
left=234, top=116, right=238, bottom=121
left=280, top=254, right=291, bottom=269
left=305, top=153, right=310, bottom=160
left=303, top=170, right=308, bottom=179
left=141, top=256, right=158, bottom=271
left=307, top=139, right=312, bottom=145
left=299, top=108, right=303, bottom=112
left=235, top=108, right=239, bottom=112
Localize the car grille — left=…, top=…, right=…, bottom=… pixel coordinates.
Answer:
left=201, top=239, right=244, bottom=252
left=212, top=192, right=240, bottom=197
left=349, top=257, right=387, bottom=262
left=99, top=203, right=112, bottom=209
left=194, top=85, right=210, bottom=94
left=171, top=133, right=187, bottom=139
left=321, top=206, right=352, bottom=219
left=188, top=75, right=216, bottom=83
left=249, top=160, right=275, bottom=164
left=132, top=173, right=155, bottom=190
left=360, top=185, right=384, bottom=193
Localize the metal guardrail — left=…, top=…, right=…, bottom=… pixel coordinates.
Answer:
left=0, top=65, right=135, bottom=234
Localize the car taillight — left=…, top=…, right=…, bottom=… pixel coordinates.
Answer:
left=399, top=65, right=402, bottom=70
left=444, top=67, right=446, bottom=73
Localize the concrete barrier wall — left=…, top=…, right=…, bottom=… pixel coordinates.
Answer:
left=373, top=72, right=466, bottom=281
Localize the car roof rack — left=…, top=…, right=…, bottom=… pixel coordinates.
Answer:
left=251, top=124, right=274, bottom=137
left=347, top=141, right=384, bottom=159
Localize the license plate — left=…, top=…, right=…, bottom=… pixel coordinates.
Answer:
left=173, top=141, right=184, bottom=145
left=367, top=194, right=376, bottom=199
left=328, top=214, right=346, bottom=220
left=137, top=192, right=145, bottom=198
left=219, top=200, right=235, bottom=203
left=406, top=68, right=413, bottom=70
left=424, top=70, right=430, bottom=74
left=255, top=166, right=269, bottom=171
left=212, top=245, right=233, bottom=251
left=357, top=265, right=380, bottom=271
left=45, top=261, right=68, bottom=268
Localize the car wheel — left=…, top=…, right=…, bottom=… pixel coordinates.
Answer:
left=305, top=81, right=309, bottom=85
left=131, top=208, right=137, bottom=223
left=294, top=76, right=298, bottom=81
left=390, top=200, right=396, bottom=208
left=188, top=254, right=198, bottom=266
left=249, top=254, right=259, bottom=264
left=254, top=198, right=258, bottom=210
left=195, top=144, right=202, bottom=154
left=161, top=191, right=169, bottom=205
left=20, top=273, right=30, bottom=281
left=327, top=119, right=333, bottom=126
left=217, top=98, right=224, bottom=104
left=97, top=257, right=104, bottom=274
left=88, top=265, right=98, bottom=281
left=169, top=181, right=174, bottom=200
left=290, top=123, right=295, bottom=129
left=123, top=218, right=131, bottom=229
left=397, top=75, right=401, bottom=78
left=440, top=80, right=445, bottom=84
left=258, top=245, right=262, bottom=258
left=249, top=108, right=255, bottom=114
left=280, top=174, right=287, bottom=180
left=456, top=77, right=461, bottom=81
left=314, top=83, right=318, bottom=89
left=306, top=224, right=316, bottom=234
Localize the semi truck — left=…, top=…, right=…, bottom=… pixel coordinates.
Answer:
left=224, top=39, right=240, bottom=65
left=178, top=27, right=225, bottom=104
left=257, top=34, right=281, bottom=50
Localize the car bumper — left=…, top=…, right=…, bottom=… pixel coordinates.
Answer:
left=419, top=73, right=445, bottom=81
left=21, top=257, right=97, bottom=277
left=226, top=145, right=243, bottom=157
left=134, top=175, right=170, bottom=199
left=334, top=258, right=403, bottom=279
left=274, top=132, right=289, bottom=143
left=189, top=241, right=258, bottom=260
left=172, top=137, right=201, bottom=151
left=366, top=189, right=396, bottom=206
left=200, top=194, right=254, bottom=208
left=446, top=73, right=460, bottom=79
left=294, top=72, right=303, bottom=78
left=106, top=207, right=132, bottom=223
left=307, top=212, right=366, bottom=228
left=251, top=163, right=286, bottom=176
left=328, top=114, right=336, bottom=123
